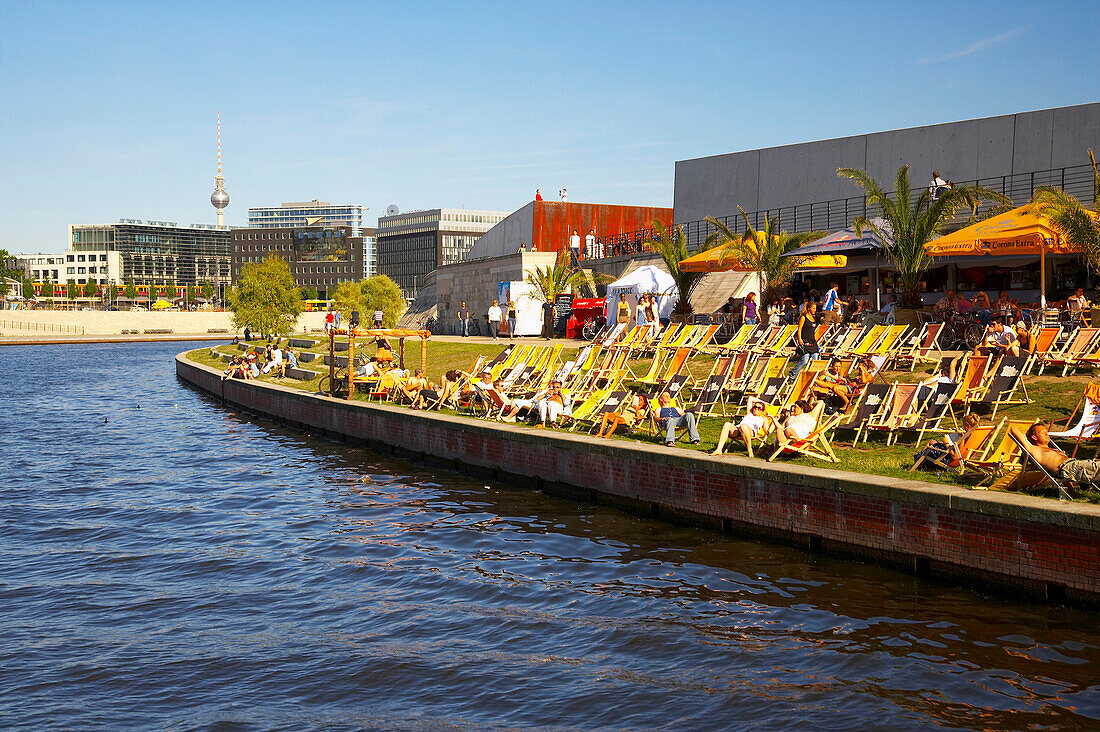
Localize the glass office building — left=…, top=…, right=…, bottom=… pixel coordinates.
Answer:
left=69, top=220, right=232, bottom=292
left=247, top=200, right=365, bottom=236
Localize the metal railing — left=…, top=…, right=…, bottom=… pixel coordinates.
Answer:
left=589, top=162, right=1097, bottom=257
left=0, top=319, right=85, bottom=335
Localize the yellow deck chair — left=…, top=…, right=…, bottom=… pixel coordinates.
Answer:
left=872, top=325, right=910, bottom=357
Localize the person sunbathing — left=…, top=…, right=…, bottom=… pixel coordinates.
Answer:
left=813, top=361, right=854, bottom=410
left=535, top=379, right=570, bottom=427
left=403, top=368, right=430, bottom=407
left=416, top=369, right=460, bottom=410
left=911, top=413, right=980, bottom=471
left=594, top=392, right=648, bottom=438
left=1009, top=422, right=1100, bottom=487
left=709, top=399, right=768, bottom=458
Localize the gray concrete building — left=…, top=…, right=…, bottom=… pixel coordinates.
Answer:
left=673, top=102, right=1100, bottom=239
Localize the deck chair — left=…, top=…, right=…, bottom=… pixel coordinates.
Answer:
left=561, top=388, right=612, bottom=429
left=723, top=352, right=752, bottom=395
left=757, top=376, right=787, bottom=405
left=969, top=354, right=1030, bottom=417
left=1041, top=327, right=1100, bottom=376
left=785, top=363, right=827, bottom=406
left=896, top=322, right=945, bottom=371
left=1026, top=326, right=1060, bottom=364
left=689, top=373, right=726, bottom=418
left=767, top=403, right=841, bottom=463
left=577, top=390, right=629, bottom=433
left=907, top=381, right=959, bottom=446
left=924, top=420, right=1000, bottom=473
left=864, top=383, right=923, bottom=444
left=726, top=324, right=757, bottom=350
left=484, top=344, right=516, bottom=370
left=871, top=325, right=910, bottom=360
left=1007, top=432, right=1074, bottom=500
left=599, top=322, right=628, bottom=347
left=965, top=419, right=1037, bottom=487
left=1050, top=382, right=1100, bottom=457
left=952, top=354, right=991, bottom=405
left=835, top=382, right=891, bottom=444
left=841, top=324, right=887, bottom=357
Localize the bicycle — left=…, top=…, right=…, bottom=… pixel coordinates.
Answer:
left=318, top=353, right=368, bottom=397
left=422, top=315, right=438, bottom=334
left=468, top=316, right=482, bottom=336
left=939, top=312, right=985, bottom=351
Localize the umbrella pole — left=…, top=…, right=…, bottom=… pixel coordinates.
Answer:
left=874, top=255, right=881, bottom=311
left=1040, top=250, right=1046, bottom=308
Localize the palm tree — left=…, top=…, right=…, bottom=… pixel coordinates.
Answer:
left=837, top=164, right=1009, bottom=308
left=650, top=220, right=703, bottom=315
left=523, top=250, right=601, bottom=303
left=704, top=208, right=822, bottom=307
left=1029, top=149, right=1100, bottom=273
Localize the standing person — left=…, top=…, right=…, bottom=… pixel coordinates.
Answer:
left=569, top=230, right=581, bottom=261
left=487, top=300, right=503, bottom=340
left=373, top=308, right=383, bottom=329
left=929, top=171, right=949, bottom=200
left=616, top=292, right=630, bottom=326
left=644, top=293, right=658, bottom=336
left=507, top=300, right=518, bottom=339
left=559, top=188, right=567, bottom=202
left=635, top=293, right=648, bottom=329
left=741, top=292, right=759, bottom=325
left=350, top=308, right=360, bottom=330
left=323, top=311, right=334, bottom=334
left=457, top=300, right=470, bottom=337
left=789, top=301, right=819, bottom=380
left=822, top=283, right=840, bottom=324
left=585, top=229, right=596, bottom=260
left=542, top=299, right=555, bottom=339
left=334, top=310, right=342, bottom=331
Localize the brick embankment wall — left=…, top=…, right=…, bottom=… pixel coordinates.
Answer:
left=177, top=353, right=1100, bottom=606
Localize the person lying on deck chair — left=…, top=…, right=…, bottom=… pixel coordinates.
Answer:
left=911, top=413, right=980, bottom=471
left=813, top=361, right=855, bottom=411
left=1009, top=422, right=1100, bottom=487
left=709, top=398, right=768, bottom=458
left=656, top=390, right=700, bottom=447
left=594, top=392, right=648, bottom=438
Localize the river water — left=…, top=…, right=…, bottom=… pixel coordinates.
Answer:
left=1, top=341, right=1098, bottom=730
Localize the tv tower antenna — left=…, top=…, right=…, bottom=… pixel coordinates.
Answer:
left=210, top=112, right=229, bottom=227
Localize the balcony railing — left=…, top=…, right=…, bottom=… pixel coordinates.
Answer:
left=587, top=162, right=1097, bottom=259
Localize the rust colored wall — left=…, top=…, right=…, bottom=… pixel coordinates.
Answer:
left=531, top=201, right=672, bottom=253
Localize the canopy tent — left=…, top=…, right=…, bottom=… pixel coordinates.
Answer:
left=925, top=204, right=1089, bottom=305
left=783, top=218, right=890, bottom=308
left=151, top=298, right=173, bottom=309
left=605, top=265, right=679, bottom=323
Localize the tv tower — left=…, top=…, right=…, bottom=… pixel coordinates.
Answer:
left=210, top=112, right=229, bottom=227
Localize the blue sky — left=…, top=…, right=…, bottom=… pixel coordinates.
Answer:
left=0, top=0, right=1097, bottom=252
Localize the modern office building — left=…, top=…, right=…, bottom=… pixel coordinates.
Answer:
left=68, top=220, right=232, bottom=292
left=232, top=225, right=364, bottom=298
left=248, top=200, right=366, bottom=236
left=376, top=208, right=508, bottom=297
left=362, top=227, right=378, bottom=279
left=12, top=253, right=66, bottom=283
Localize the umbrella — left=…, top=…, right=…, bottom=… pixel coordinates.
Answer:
left=152, top=299, right=172, bottom=309
left=925, top=204, right=1086, bottom=306
left=679, top=233, right=846, bottom=273
left=784, top=218, right=890, bottom=308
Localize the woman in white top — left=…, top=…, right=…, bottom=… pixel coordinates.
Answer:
left=710, top=399, right=769, bottom=458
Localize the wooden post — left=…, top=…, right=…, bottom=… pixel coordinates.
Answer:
left=328, top=329, right=336, bottom=395
left=398, top=337, right=405, bottom=370
left=420, top=336, right=427, bottom=373
left=346, top=329, right=355, bottom=400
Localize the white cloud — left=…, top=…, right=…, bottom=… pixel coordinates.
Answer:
left=919, top=26, right=1029, bottom=65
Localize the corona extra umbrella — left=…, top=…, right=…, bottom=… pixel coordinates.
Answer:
left=925, top=205, right=1085, bottom=306
left=679, top=235, right=846, bottom=273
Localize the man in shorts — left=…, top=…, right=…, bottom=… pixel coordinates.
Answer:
left=1010, top=423, right=1100, bottom=487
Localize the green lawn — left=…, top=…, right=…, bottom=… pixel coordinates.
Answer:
left=189, top=335, right=1100, bottom=503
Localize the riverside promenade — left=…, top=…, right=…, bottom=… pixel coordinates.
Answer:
left=176, top=350, right=1100, bottom=607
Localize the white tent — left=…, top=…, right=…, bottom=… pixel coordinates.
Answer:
left=605, top=265, right=679, bottom=326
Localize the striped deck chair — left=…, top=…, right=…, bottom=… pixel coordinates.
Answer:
left=723, top=352, right=753, bottom=395
left=914, top=420, right=1000, bottom=473
left=864, top=383, right=923, bottom=444
left=1025, top=327, right=1060, bottom=373
left=752, top=325, right=783, bottom=351
left=1041, top=327, right=1100, bottom=376
left=895, top=322, right=944, bottom=371
left=835, top=382, right=891, bottom=444
left=657, top=347, right=692, bottom=384
left=1050, top=382, right=1100, bottom=457
left=969, top=354, right=1030, bottom=417
left=599, top=322, right=628, bottom=347
left=952, top=354, right=992, bottom=405
left=744, top=356, right=789, bottom=396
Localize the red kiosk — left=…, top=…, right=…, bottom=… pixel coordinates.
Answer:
left=566, top=298, right=606, bottom=339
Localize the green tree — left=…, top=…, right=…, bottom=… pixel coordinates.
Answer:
left=187, top=284, right=200, bottom=301
left=66, top=280, right=78, bottom=300
left=162, top=279, right=176, bottom=297
left=0, top=249, right=19, bottom=297
left=303, top=285, right=320, bottom=301
left=124, top=280, right=138, bottom=299
left=201, top=280, right=215, bottom=301
left=227, top=254, right=303, bottom=337
left=1029, top=149, right=1100, bottom=274
left=704, top=208, right=823, bottom=306
left=650, top=220, right=704, bottom=315
left=107, top=283, right=119, bottom=301
left=22, top=278, right=36, bottom=300
left=838, top=164, right=1009, bottom=308
left=524, top=250, right=599, bottom=303
left=84, top=280, right=100, bottom=299
left=331, top=276, right=407, bottom=328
